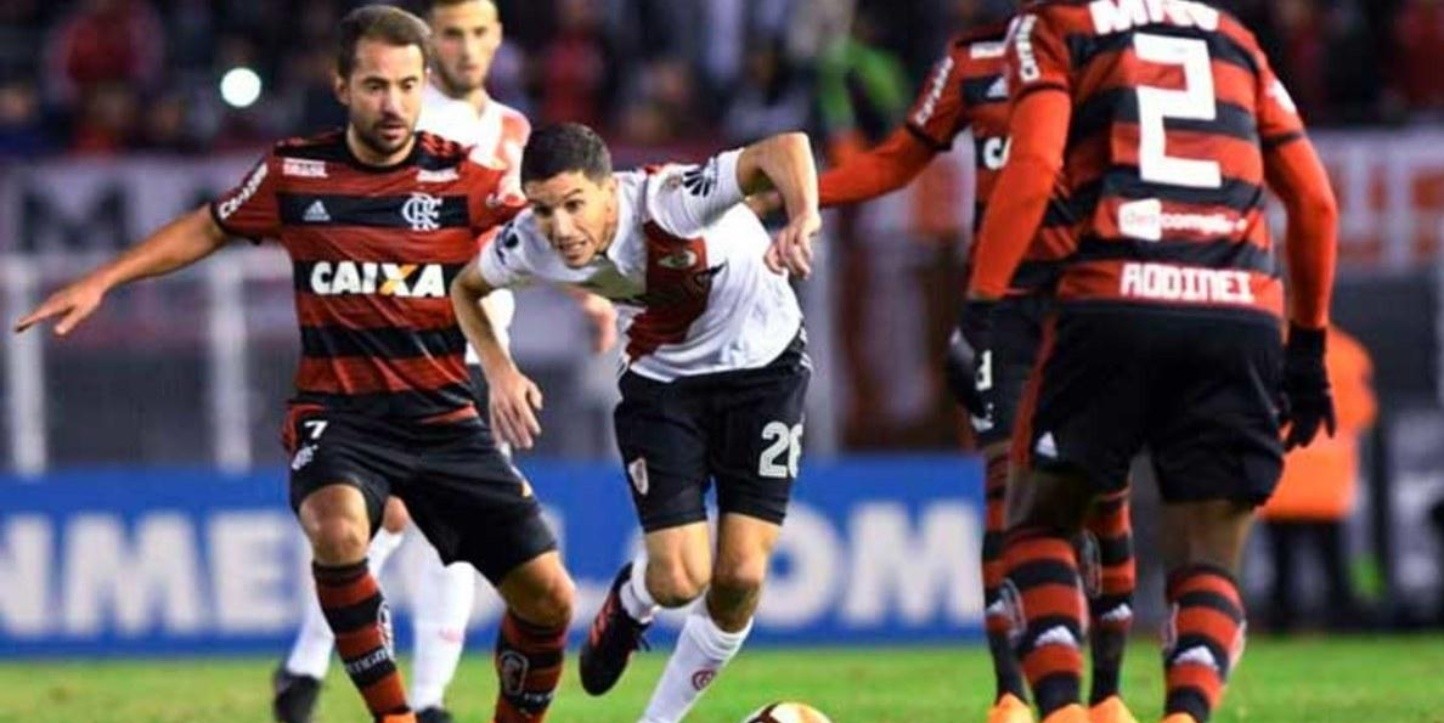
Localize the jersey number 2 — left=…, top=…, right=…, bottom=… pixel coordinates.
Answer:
left=1133, top=33, right=1223, bottom=190
left=759, top=421, right=803, bottom=479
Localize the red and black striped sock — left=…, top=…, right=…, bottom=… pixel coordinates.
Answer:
left=1003, top=526, right=1085, bottom=717
left=982, top=454, right=1028, bottom=704
left=1082, top=488, right=1135, bottom=704
left=493, top=612, right=566, bottom=723
left=1164, top=564, right=1247, bottom=723
left=313, top=560, right=409, bottom=718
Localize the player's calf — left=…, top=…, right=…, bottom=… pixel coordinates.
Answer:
left=1162, top=565, right=1246, bottom=723
left=493, top=554, right=574, bottom=722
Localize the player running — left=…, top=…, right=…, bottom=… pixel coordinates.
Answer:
left=451, top=122, right=820, bottom=723
left=963, top=2, right=1337, bottom=722
left=271, top=4, right=611, bottom=721
left=16, top=7, right=574, bottom=723
left=755, top=8, right=1137, bottom=721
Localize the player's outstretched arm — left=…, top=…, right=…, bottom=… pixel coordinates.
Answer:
left=561, top=287, right=617, bottom=354
left=735, top=132, right=823, bottom=277
left=14, top=206, right=231, bottom=336
left=450, top=260, right=544, bottom=449
left=750, top=128, right=937, bottom=217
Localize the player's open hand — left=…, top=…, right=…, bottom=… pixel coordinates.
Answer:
left=489, top=367, right=544, bottom=450
left=13, top=277, right=107, bottom=337
left=766, top=210, right=821, bottom=278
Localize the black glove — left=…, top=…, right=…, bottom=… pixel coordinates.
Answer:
left=1279, top=323, right=1337, bottom=450
left=944, top=299, right=996, bottom=422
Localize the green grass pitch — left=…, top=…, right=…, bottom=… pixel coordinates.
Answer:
left=1, top=636, right=1441, bottom=722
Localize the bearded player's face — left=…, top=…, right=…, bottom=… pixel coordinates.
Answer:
left=336, top=39, right=426, bottom=158
left=431, top=1, right=502, bottom=95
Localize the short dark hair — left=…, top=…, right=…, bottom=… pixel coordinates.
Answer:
left=337, top=5, right=432, bottom=79
left=521, top=123, right=613, bottom=185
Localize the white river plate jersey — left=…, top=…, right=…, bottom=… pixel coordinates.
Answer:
left=477, top=150, right=803, bottom=382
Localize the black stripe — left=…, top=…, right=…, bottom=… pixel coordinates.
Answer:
left=1095, top=535, right=1134, bottom=566
left=1094, top=494, right=1127, bottom=514
left=983, top=530, right=1004, bottom=562
left=905, top=123, right=951, bottom=153
left=301, top=325, right=467, bottom=360
left=1012, top=261, right=1063, bottom=291
left=293, top=385, right=479, bottom=421
left=346, top=649, right=400, bottom=688
left=961, top=74, right=1008, bottom=108
left=1072, top=168, right=1267, bottom=214
left=1071, top=90, right=1259, bottom=147
left=1073, top=236, right=1278, bottom=276
left=1262, top=131, right=1304, bottom=150
left=277, top=131, right=468, bottom=173
left=292, top=261, right=468, bottom=294
left=1065, top=25, right=1260, bottom=78
left=1176, top=590, right=1245, bottom=623
left=1165, top=688, right=1212, bottom=722
left=1008, top=559, right=1080, bottom=590
left=278, top=193, right=470, bottom=229
left=322, top=599, right=382, bottom=633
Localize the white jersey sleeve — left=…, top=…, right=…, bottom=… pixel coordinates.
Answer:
left=477, top=220, right=535, bottom=290
left=646, top=149, right=746, bottom=238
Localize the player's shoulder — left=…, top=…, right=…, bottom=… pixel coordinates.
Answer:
left=416, top=130, right=470, bottom=166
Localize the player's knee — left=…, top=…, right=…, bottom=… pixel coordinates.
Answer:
left=645, top=561, right=708, bottom=608
left=710, top=556, right=767, bottom=600
left=308, top=516, right=370, bottom=564
left=521, top=573, right=575, bottom=629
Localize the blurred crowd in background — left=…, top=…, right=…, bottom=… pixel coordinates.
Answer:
left=0, top=0, right=1438, bottom=161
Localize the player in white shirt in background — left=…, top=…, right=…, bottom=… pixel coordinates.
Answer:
left=272, top=4, right=613, bottom=723
left=452, top=122, right=820, bottom=723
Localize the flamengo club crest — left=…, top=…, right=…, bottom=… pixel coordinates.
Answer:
left=402, top=192, right=442, bottom=231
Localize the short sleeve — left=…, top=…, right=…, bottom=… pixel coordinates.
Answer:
left=1006, top=10, right=1071, bottom=99
left=210, top=153, right=282, bottom=241
left=477, top=219, right=534, bottom=289
left=465, top=150, right=525, bottom=236
left=646, top=150, right=745, bottom=238
left=906, top=45, right=970, bottom=151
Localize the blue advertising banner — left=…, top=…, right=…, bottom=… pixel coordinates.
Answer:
left=0, top=456, right=983, bottom=657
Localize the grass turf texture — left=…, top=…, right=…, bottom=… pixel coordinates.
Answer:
left=1, top=636, right=1441, bottom=722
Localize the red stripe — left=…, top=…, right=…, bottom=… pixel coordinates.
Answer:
left=296, top=355, right=469, bottom=395
left=295, top=293, right=455, bottom=330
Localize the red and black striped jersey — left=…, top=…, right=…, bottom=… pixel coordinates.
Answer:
left=209, top=129, right=518, bottom=422
left=1004, top=0, right=1302, bottom=316
left=907, top=23, right=1073, bottom=292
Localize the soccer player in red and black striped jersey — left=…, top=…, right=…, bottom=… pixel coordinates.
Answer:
left=961, top=2, right=1338, bottom=722
left=15, top=7, right=574, bottom=723
left=767, top=10, right=1137, bottom=720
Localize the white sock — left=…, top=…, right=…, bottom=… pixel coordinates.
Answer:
left=639, top=607, right=751, bottom=723
left=283, top=529, right=404, bottom=679
left=409, top=555, right=476, bottom=710
left=621, top=554, right=660, bottom=623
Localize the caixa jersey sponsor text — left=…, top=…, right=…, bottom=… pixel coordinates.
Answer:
left=308, top=261, right=448, bottom=298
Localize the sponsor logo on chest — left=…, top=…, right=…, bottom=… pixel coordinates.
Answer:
left=308, top=261, right=447, bottom=298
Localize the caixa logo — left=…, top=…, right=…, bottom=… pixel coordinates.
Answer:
left=309, top=261, right=447, bottom=298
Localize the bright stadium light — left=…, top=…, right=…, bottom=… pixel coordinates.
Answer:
left=220, top=67, right=263, bottom=109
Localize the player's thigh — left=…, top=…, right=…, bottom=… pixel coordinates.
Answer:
left=709, top=349, right=811, bottom=526
left=614, top=370, right=712, bottom=533
left=1011, top=308, right=1148, bottom=497
left=404, top=423, right=558, bottom=587
left=1158, top=499, right=1257, bottom=573
left=284, top=407, right=400, bottom=540
left=975, top=294, right=1051, bottom=447
left=1148, top=316, right=1284, bottom=507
